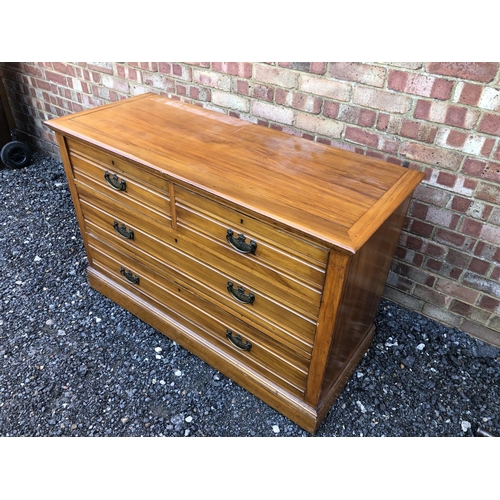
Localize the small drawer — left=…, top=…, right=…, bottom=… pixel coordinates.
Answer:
left=80, top=199, right=316, bottom=355
left=75, top=175, right=171, bottom=234
left=88, top=240, right=310, bottom=397
left=66, top=137, right=170, bottom=192
left=175, top=185, right=328, bottom=287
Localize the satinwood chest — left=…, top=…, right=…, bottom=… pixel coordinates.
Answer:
left=46, top=93, right=424, bottom=433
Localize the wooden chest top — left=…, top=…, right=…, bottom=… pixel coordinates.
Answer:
left=46, top=92, right=424, bottom=252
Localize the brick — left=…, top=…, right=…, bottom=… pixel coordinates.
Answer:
left=323, top=101, right=339, bottom=119
left=52, top=62, right=76, bottom=77
left=434, top=228, right=474, bottom=250
left=435, top=278, right=480, bottom=303
left=478, top=295, right=500, bottom=314
left=492, top=266, right=500, bottom=280
left=426, top=206, right=460, bottom=229
left=383, top=285, right=424, bottom=312
left=45, top=70, right=68, bottom=86
left=410, top=201, right=428, bottom=219
left=462, top=157, right=486, bottom=178
left=251, top=84, right=273, bottom=101
left=460, top=217, right=483, bottom=237
left=299, top=75, right=350, bottom=100
left=400, top=142, right=463, bottom=170
left=446, top=248, right=472, bottom=267
left=455, top=82, right=483, bottom=106
left=478, top=86, right=500, bottom=111
left=254, top=63, right=299, bottom=88
left=425, top=62, right=499, bottom=83
left=295, top=112, right=344, bottom=138
left=172, top=63, right=192, bottom=81
left=413, top=284, right=448, bottom=307
left=408, top=219, right=434, bottom=237
left=414, top=100, right=479, bottom=129
left=399, top=119, right=437, bottom=143
left=413, top=184, right=451, bottom=207
left=88, top=62, right=114, bottom=74
left=469, top=257, right=490, bottom=275
left=386, top=271, right=414, bottom=293
left=478, top=113, right=500, bottom=135
left=421, top=303, right=463, bottom=328
left=345, top=126, right=380, bottom=148
left=489, top=207, right=500, bottom=226
left=143, top=73, right=175, bottom=93
left=252, top=101, right=294, bottom=125
left=462, top=271, right=500, bottom=298
left=329, top=63, right=386, bottom=87
left=480, top=223, right=500, bottom=245
left=101, top=75, right=130, bottom=93
left=279, top=62, right=327, bottom=75
left=476, top=181, right=500, bottom=204
left=466, top=201, right=493, bottom=220
left=436, top=171, right=457, bottom=187
left=212, top=90, right=249, bottom=112
left=388, top=70, right=452, bottom=99
left=275, top=89, right=322, bottom=113
left=353, top=86, right=410, bottom=113
left=212, top=62, right=252, bottom=79
left=193, top=70, right=231, bottom=91
left=235, top=80, right=249, bottom=96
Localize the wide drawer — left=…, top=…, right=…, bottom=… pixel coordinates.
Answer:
left=88, top=239, right=310, bottom=397
left=174, top=185, right=328, bottom=288
left=80, top=198, right=316, bottom=355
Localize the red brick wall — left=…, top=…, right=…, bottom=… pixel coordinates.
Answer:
left=1, top=62, right=499, bottom=346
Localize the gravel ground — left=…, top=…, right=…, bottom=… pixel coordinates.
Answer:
left=1, top=153, right=499, bottom=438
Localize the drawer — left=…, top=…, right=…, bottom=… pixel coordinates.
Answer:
left=68, top=146, right=170, bottom=222
left=88, top=239, right=310, bottom=397
left=174, top=223, right=322, bottom=319
left=75, top=179, right=171, bottom=238
left=80, top=198, right=316, bottom=355
left=66, top=137, right=171, bottom=192
left=175, top=185, right=328, bottom=288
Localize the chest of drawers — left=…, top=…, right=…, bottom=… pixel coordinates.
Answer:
left=46, top=93, right=424, bottom=433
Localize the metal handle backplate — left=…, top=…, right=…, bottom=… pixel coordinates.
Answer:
left=114, top=221, right=134, bottom=240
left=227, top=281, right=255, bottom=304
left=120, top=267, right=139, bottom=284
left=104, top=171, right=126, bottom=191
left=226, top=329, right=252, bottom=351
left=226, top=229, right=256, bottom=254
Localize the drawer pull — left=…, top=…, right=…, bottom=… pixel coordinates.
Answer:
left=227, top=281, right=255, bottom=304
left=113, top=221, right=134, bottom=240
left=104, top=171, right=126, bottom=191
left=226, top=229, right=256, bottom=254
left=226, top=329, right=252, bottom=351
left=120, top=267, right=140, bottom=284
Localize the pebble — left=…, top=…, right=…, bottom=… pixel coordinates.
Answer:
left=272, top=425, right=280, bottom=434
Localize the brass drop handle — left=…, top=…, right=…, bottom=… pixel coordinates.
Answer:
left=120, top=267, right=139, bottom=284
left=104, top=171, right=126, bottom=191
left=227, top=281, right=255, bottom=304
left=226, top=229, right=256, bottom=254
left=226, top=329, right=252, bottom=351
left=113, top=221, right=134, bottom=240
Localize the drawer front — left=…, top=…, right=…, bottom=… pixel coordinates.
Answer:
left=68, top=148, right=170, bottom=223
left=88, top=239, right=310, bottom=397
left=75, top=180, right=171, bottom=239
left=80, top=198, right=316, bottom=355
left=66, top=137, right=171, bottom=192
left=175, top=185, right=328, bottom=288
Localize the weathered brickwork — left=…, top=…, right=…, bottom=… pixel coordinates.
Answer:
left=1, top=62, right=499, bottom=346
